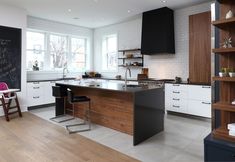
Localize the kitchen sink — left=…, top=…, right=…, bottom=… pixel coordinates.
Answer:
left=124, top=84, right=142, bottom=88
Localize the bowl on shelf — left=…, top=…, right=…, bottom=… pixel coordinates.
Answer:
left=126, top=54, right=133, bottom=58
left=229, top=72, right=235, bottom=77
left=219, top=72, right=227, bottom=77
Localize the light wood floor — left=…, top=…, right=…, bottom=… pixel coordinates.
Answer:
left=0, top=112, right=139, bottom=162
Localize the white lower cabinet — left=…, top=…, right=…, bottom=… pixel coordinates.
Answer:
left=27, top=81, right=55, bottom=107
left=165, top=83, right=211, bottom=118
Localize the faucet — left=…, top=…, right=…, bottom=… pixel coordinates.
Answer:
left=62, top=66, right=69, bottom=79
left=125, top=66, right=131, bottom=88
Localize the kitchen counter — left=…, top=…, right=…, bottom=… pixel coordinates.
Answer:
left=56, top=80, right=162, bottom=93
left=27, top=76, right=175, bottom=83
left=56, top=80, right=164, bottom=145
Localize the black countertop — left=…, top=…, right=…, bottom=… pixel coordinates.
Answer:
left=56, top=80, right=163, bottom=93
left=27, top=77, right=175, bottom=83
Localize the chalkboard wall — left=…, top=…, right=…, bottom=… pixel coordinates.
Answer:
left=0, top=25, right=21, bottom=90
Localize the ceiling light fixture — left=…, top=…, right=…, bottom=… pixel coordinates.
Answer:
left=161, top=0, right=166, bottom=3
left=68, top=9, right=72, bottom=12
left=127, top=10, right=131, bottom=13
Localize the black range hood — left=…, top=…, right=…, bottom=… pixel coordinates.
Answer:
left=141, top=7, right=175, bottom=55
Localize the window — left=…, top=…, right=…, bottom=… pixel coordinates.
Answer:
left=26, top=30, right=88, bottom=72
left=26, top=31, right=45, bottom=70
left=102, top=34, right=117, bottom=71
left=69, top=37, right=86, bottom=71
left=49, top=34, right=67, bottom=69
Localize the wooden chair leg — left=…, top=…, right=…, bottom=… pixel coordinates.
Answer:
left=0, top=97, right=9, bottom=122
left=15, top=95, right=22, bottom=117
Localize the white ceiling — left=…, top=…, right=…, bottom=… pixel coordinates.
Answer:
left=0, top=0, right=210, bottom=28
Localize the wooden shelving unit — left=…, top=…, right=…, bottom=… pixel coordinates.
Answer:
left=212, top=17, right=235, bottom=28
left=212, top=47, right=235, bottom=53
left=213, top=77, right=235, bottom=82
left=212, top=0, right=235, bottom=142
left=118, top=49, right=143, bottom=68
left=213, top=102, right=235, bottom=112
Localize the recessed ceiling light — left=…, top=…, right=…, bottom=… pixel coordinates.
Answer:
left=127, top=10, right=131, bottom=13
left=68, top=9, right=72, bottom=12
left=161, top=0, right=166, bottom=3
left=73, top=17, right=79, bottom=20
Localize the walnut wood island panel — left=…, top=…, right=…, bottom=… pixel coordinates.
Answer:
left=55, top=80, right=164, bottom=145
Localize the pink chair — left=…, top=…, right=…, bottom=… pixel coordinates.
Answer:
left=0, top=82, right=22, bottom=121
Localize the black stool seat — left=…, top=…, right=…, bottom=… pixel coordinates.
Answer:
left=50, top=86, right=74, bottom=123
left=66, top=88, right=91, bottom=134
left=72, top=96, right=90, bottom=103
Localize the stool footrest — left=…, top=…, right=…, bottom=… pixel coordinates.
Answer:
left=50, top=115, right=74, bottom=123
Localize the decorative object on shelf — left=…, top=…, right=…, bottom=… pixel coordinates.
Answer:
left=126, top=53, right=133, bottom=58
left=115, top=75, right=121, bottom=79
left=226, top=10, right=234, bottom=19
left=32, top=60, right=39, bottom=71
left=228, top=123, right=235, bottom=136
left=141, top=68, right=149, bottom=77
left=228, top=68, right=235, bottom=77
left=219, top=67, right=229, bottom=77
left=231, top=100, right=235, bottom=105
left=221, top=37, right=232, bottom=48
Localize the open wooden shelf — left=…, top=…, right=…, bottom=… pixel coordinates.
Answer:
left=118, top=48, right=141, bottom=52
left=213, top=102, right=235, bottom=112
left=212, top=47, right=235, bottom=54
left=212, top=17, right=235, bottom=28
left=213, top=127, right=235, bottom=142
left=118, top=57, right=143, bottom=59
left=213, top=76, right=235, bottom=82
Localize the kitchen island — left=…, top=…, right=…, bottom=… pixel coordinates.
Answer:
left=55, top=80, right=164, bottom=145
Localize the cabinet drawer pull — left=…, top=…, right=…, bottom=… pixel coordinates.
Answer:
left=173, top=98, right=180, bottom=101
left=33, top=96, right=40, bottom=99
left=33, top=87, right=40, bottom=89
left=173, top=105, right=180, bottom=108
left=202, top=102, right=211, bottom=105
left=202, top=86, right=210, bottom=89
left=173, top=84, right=180, bottom=86
left=173, top=91, right=180, bottom=94
left=33, top=82, right=40, bottom=84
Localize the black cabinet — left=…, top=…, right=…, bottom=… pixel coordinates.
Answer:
left=141, top=7, right=175, bottom=55
left=204, top=134, right=235, bottom=162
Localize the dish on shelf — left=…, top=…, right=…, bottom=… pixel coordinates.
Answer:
left=229, top=72, right=235, bottom=77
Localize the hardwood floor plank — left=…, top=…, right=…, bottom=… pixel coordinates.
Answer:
left=0, top=112, right=139, bottom=162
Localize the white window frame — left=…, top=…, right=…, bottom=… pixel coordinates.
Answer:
left=26, top=29, right=90, bottom=73
left=101, top=33, right=118, bottom=72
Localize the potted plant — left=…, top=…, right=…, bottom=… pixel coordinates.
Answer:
left=219, top=67, right=228, bottom=77
left=229, top=68, right=235, bottom=77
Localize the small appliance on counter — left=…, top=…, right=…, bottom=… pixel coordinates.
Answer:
left=175, top=76, right=182, bottom=83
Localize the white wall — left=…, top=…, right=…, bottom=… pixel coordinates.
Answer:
left=0, top=4, right=27, bottom=115
left=94, top=2, right=212, bottom=80
left=27, top=16, right=94, bottom=81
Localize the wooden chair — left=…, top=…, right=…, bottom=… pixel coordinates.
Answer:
left=0, top=82, right=22, bottom=121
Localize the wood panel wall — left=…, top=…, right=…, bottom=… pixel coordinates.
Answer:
left=189, top=11, right=211, bottom=84
left=66, top=87, right=134, bottom=135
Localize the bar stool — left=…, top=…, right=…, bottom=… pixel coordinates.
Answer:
left=50, top=86, right=74, bottom=123
left=65, top=88, right=91, bottom=134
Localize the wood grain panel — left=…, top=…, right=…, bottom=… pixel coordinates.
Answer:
left=189, top=11, right=211, bottom=84
left=65, top=87, right=134, bottom=135
left=213, top=0, right=235, bottom=142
